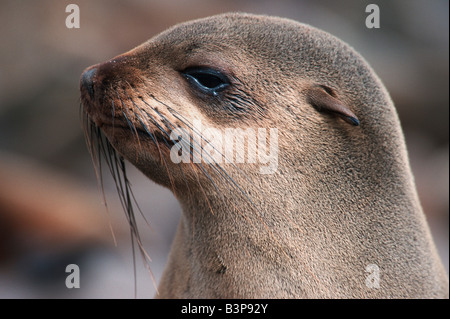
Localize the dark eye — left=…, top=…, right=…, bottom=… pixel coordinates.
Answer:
left=182, top=67, right=230, bottom=96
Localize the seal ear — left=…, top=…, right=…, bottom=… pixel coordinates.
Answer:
left=306, top=85, right=360, bottom=126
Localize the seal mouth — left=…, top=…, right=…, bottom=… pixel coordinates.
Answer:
left=81, top=94, right=177, bottom=157
left=98, top=119, right=175, bottom=148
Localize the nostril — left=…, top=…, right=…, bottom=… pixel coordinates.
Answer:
left=81, top=67, right=97, bottom=99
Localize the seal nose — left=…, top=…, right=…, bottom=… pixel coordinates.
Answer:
left=80, top=67, right=97, bottom=100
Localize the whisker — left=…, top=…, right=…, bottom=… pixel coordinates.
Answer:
left=132, top=95, right=218, bottom=220
left=82, top=105, right=157, bottom=296
left=117, top=90, right=143, bottom=162
left=81, top=110, right=118, bottom=246
left=81, top=81, right=323, bottom=294
left=144, top=94, right=295, bottom=260
left=145, top=93, right=259, bottom=195
left=125, top=94, right=179, bottom=200
left=133, top=92, right=257, bottom=217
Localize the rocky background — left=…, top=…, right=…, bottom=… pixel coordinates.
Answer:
left=0, top=0, right=448, bottom=298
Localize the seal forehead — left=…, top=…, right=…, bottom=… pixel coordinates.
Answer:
left=141, top=14, right=290, bottom=81
left=154, top=13, right=298, bottom=48
left=150, top=13, right=357, bottom=74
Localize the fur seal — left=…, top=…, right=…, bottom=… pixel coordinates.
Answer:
left=80, top=13, right=448, bottom=298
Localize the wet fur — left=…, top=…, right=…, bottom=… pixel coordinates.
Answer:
left=81, top=13, right=448, bottom=298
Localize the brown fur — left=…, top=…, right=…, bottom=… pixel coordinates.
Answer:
left=80, top=13, right=448, bottom=298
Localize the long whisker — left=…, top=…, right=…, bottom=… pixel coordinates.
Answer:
left=132, top=95, right=265, bottom=241
left=81, top=79, right=325, bottom=294
left=149, top=96, right=258, bottom=207
left=137, top=95, right=241, bottom=189
left=142, top=94, right=298, bottom=261
left=148, top=93, right=253, bottom=181
left=81, top=104, right=158, bottom=296
left=115, top=88, right=143, bottom=160
left=110, top=144, right=157, bottom=290
left=81, top=109, right=118, bottom=246
left=130, top=94, right=219, bottom=220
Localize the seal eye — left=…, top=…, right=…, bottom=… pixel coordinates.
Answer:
left=182, top=68, right=229, bottom=95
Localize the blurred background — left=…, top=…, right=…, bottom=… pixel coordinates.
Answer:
left=0, top=0, right=448, bottom=298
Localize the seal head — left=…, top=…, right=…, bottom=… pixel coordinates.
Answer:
left=81, top=13, right=448, bottom=298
